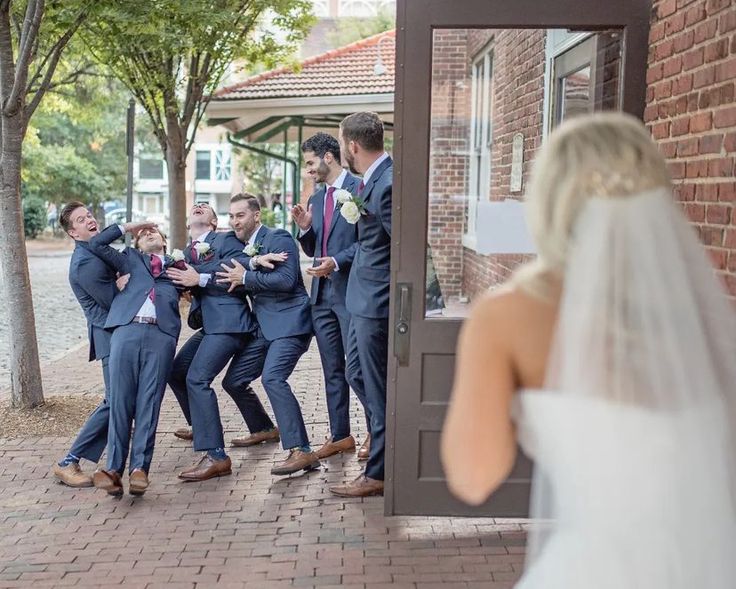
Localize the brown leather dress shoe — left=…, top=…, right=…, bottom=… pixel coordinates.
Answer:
left=357, top=434, right=371, bottom=461
left=270, top=449, right=320, bottom=476
left=92, top=469, right=124, bottom=496
left=329, top=474, right=384, bottom=497
left=315, top=435, right=356, bottom=459
left=174, top=427, right=193, bottom=441
left=52, top=463, right=93, bottom=488
left=129, top=469, right=149, bottom=496
left=178, top=454, right=232, bottom=482
left=231, top=428, right=280, bottom=447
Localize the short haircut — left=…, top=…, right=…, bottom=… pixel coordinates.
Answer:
left=133, top=227, right=167, bottom=249
left=191, top=202, right=218, bottom=227
left=60, top=201, right=86, bottom=233
left=301, top=132, right=341, bottom=161
left=340, top=112, right=384, bottom=152
left=230, top=192, right=261, bottom=212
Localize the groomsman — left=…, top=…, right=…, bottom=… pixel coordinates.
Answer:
left=166, top=202, right=280, bottom=453
left=216, top=194, right=319, bottom=476
left=88, top=223, right=180, bottom=496
left=292, top=132, right=370, bottom=460
left=329, top=112, right=392, bottom=498
left=167, top=204, right=285, bottom=482
left=52, top=202, right=124, bottom=487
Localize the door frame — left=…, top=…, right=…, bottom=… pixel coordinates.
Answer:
left=386, top=0, right=652, bottom=515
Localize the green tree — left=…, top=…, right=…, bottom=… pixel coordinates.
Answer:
left=22, top=69, right=130, bottom=209
left=326, top=8, right=394, bottom=48
left=0, top=0, right=97, bottom=408
left=81, top=0, right=314, bottom=248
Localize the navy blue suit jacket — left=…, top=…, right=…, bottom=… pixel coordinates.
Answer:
left=68, top=240, right=120, bottom=361
left=239, top=225, right=312, bottom=341
left=186, top=231, right=256, bottom=335
left=89, top=225, right=182, bottom=340
left=297, top=172, right=361, bottom=305
left=346, top=156, right=393, bottom=319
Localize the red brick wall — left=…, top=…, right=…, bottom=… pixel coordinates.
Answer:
left=462, top=29, right=546, bottom=300
left=427, top=29, right=471, bottom=300
left=646, top=0, right=736, bottom=297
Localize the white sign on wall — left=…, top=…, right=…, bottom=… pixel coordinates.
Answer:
left=510, top=133, right=524, bottom=193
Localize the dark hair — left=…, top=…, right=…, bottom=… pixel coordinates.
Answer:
left=230, top=192, right=261, bottom=212
left=301, top=132, right=341, bottom=162
left=340, top=112, right=384, bottom=152
left=133, top=227, right=167, bottom=249
left=59, top=201, right=87, bottom=233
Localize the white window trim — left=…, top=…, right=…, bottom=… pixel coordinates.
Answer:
left=465, top=45, right=493, bottom=246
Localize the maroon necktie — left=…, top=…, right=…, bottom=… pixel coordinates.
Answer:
left=358, top=180, right=365, bottom=195
left=190, top=240, right=199, bottom=261
left=149, top=254, right=162, bottom=302
left=322, top=186, right=335, bottom=257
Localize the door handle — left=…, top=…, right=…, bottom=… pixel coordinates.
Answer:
left=394, top=283, right=411, bottom=366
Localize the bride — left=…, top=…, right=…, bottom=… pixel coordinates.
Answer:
left=441, top=112, right=736, bottom=588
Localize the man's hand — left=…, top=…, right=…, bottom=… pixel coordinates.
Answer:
left=167, top=263, right=200, bottom=287
left=291, top=203, right=313, bottom=231
left=122, top=221, right=158, bottom=236
left=305, top=257, right=336, bottom=278
left=216, top=259, right=246, bottom=293
left=116, top=273, right=130, bottom=292
left=255, top=251, right=288, bottom=270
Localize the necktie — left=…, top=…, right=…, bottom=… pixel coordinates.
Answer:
left=358, top=180, right=365, bottom=195
left=322, top=186, right=335, bottom=257
left=149, top=254, right=162, bottom=302
left=190, top=240, right=199, bottom=261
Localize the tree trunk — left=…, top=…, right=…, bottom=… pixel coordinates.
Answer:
left=165, top=132, right=188, bottom=250
left=0, top=111, right=44, bottom=408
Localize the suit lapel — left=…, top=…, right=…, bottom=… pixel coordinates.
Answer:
left=141, top=250, right=153, bottom=276
left=311, top=188, right=325, bottom=238
left=254, top=224, right=269, bottom=250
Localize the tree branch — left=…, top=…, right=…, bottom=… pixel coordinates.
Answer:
left=8, top=0, right=44, bottom=112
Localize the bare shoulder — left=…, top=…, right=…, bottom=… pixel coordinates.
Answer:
left=469, top=286, right=546, bottom=331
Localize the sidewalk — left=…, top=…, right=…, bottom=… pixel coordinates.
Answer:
left=0, top=324, right=526, bottom=589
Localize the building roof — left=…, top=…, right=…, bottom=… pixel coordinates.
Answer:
left=214, top=30, right=395, bottom=101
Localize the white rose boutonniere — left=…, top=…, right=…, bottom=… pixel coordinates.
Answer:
left=243, top=243, right=262, bottom=257
left=337, top=190, right=367, bottom=225
left=171, top=248, right=185, bottom=262
left=333, top=188, right=352, bottom=204
left=194, top=242, right=211, bottom=256
left=340, top=201, right=362, bottom=224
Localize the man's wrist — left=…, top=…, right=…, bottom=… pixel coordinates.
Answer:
left=198, top=273, right=211, bottom=288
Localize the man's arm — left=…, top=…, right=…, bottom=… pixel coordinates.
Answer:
left=376, top=176, right=392, bottom=238
left=332, top=239, right=358, bottom=270
left=74, top=257, right=115, bottom=311
left=87, top=226, right=129, bottom=275
left=241, top=232, right=299, bottom=294
left=296, top=226, right=317, bottom=257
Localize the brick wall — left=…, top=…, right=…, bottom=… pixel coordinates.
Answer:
left=462, top=29, right=546, bottom=300
left=428, top=30, right=471, bottom=300
left=646, top=0, right=736, bottom=297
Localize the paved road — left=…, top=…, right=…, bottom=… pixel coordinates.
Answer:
left=0, top=252, right=88, bottom=386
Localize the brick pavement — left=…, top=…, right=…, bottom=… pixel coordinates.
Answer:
left=0, top=335, right=527, bottom=588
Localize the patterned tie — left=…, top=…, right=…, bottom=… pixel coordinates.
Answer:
left=190, top=240, right=199, bottom=262
left=322, top=186, right=335, bottom=257
left=358, top=180, right=365, bottom=195
left=149, top=254, right=162, bottom=302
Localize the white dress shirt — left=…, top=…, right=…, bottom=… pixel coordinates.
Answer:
left=192, top=230, right=214, bottom=287
left=136, top=253, right=166, bottom=319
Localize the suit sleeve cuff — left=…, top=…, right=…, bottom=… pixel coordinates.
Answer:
left=332, top=257, right=339, bottom=272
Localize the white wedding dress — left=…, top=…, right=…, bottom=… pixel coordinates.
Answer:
left=507, top=189, right=736, bottom=588
left=512, top=391, right=736, bottom=589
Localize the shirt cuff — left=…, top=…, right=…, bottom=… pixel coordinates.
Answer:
left=241, top=270, right=248, bottom=285
left=117, top=224, right=126, bottom=234
left=249, top=258, right=257, bottom=271
left=298, top=226, right=312, bottom=237
left=332, top=257, right=339, bottom=272
left=198, top=274, right=211, bottom=288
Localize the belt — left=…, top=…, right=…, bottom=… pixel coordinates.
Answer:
left=132, top=316, right=157, bottom=325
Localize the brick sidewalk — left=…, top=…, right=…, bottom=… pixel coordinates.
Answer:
left=0, top=339, right=527, bottom=588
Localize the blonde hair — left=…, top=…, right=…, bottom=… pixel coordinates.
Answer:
left=513, top=112, right=672, bottom=298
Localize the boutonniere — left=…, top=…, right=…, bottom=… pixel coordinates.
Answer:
left=243, top=242, right=262, bottom=257
left=334, top=188, right=366, bottom=224
left=164, top=252, right=187, bottom=270
left=194, top=241, right=214, bottom=261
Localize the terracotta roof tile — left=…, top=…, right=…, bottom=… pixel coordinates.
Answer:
left=214, top=30, right=395, bottom=100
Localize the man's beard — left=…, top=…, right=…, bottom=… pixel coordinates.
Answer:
left=344, top=153, right=358, bottom=175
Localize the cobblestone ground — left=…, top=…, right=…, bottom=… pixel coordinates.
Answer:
left=0, top=243, right=88, bottom=390
left=0, top=242, right=527, bottom=588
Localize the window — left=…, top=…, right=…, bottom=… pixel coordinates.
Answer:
left=196, top=151, right=211, bottom=180
left=467, top=47, right=493, bottom=238
left=339, top=0, right=376, bottom=16
left=214, top=149, right=231, bottom=181
left=139, top=157, right=163, bottom=180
